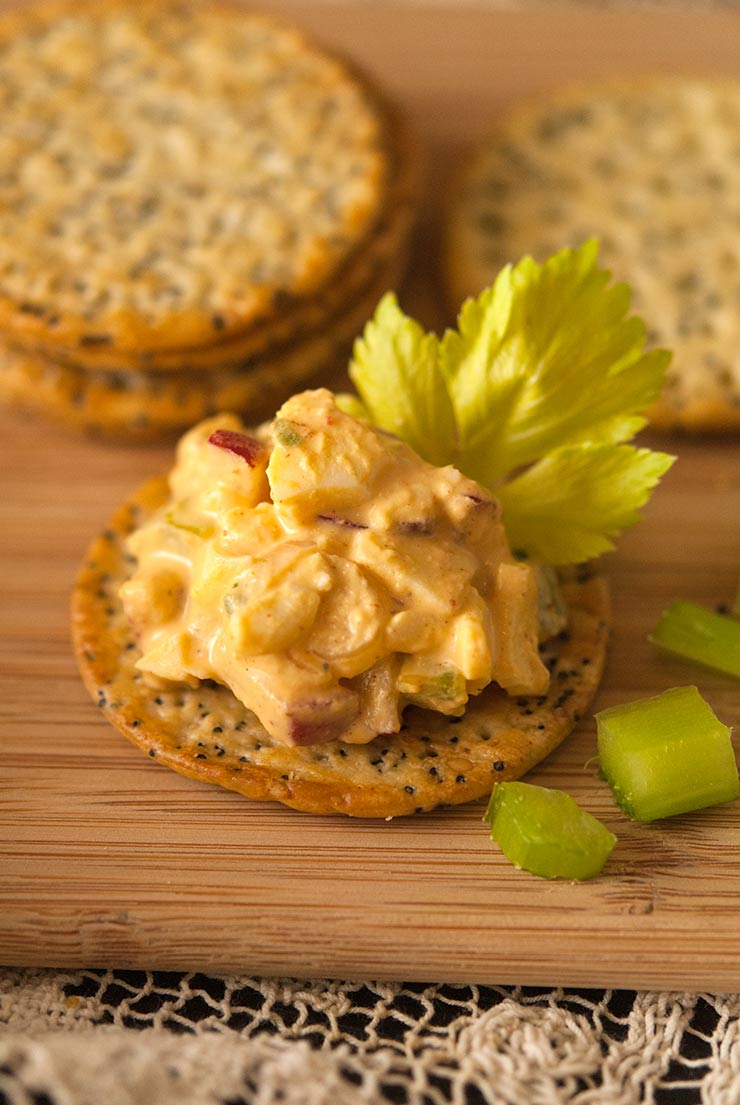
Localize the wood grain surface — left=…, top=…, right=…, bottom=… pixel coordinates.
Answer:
left=2, top=2, right=740, bottom=989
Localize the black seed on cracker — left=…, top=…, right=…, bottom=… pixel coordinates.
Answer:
left=80, top=334, right=112, bottom=347
left=554, top=689, right=575, bottom=709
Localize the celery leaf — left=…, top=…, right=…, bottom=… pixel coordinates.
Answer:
left=441, top=241, right=671, bottom=487
left=349, top=293, right=456, bottom=466
left=498, top=443, right=675, bottom=564
left=347, top=243, right=674, bottom=564
left=334, top=392, right=370, bottom=422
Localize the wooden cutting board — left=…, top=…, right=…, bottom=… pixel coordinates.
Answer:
left=3, top=2, right=740, bottom=991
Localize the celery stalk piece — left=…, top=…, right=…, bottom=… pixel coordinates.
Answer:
left=484, top=781, right=616, bottom=880
left=650, top=601, right=740, bottom=679
left=596, top=686, right=739, bottom=822
left=165, top=510, right=213, bottom=538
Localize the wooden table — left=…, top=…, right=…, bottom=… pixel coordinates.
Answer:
left=2, top=2, right=740, bottom=990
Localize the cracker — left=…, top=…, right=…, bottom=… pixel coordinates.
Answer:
left=71, top=478, right=609, bottom=819
left=445, top=76, right=740, bottom=431
left=0, top=255, right=405, bottom=439
left=21, top=117, right=421, bottom=375
left=0, top=0, right=390, bottom=353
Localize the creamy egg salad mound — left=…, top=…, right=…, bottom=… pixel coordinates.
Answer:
left=120, top=388, right=558, bottom=748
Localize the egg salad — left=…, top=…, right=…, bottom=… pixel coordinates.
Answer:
left=120, top=388, right=550, bottom=747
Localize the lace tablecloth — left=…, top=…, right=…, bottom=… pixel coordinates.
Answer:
left=2, top=967, right=740, bottom=1103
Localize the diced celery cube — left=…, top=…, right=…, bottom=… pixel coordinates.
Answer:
left=398, top=662, right=467, bottom=711
left=596, top=686, right=739, bottom=822
left=273, top=418, right=303, bottom=448
left=484, top=781, right=616, bottom=881
left=650, top=601, right=740, bottom=679
left=165, top=510, right=213, bottom=538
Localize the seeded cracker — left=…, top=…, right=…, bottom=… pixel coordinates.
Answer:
left=0, top=0, right=389, bottom=354
left=0, top=260, right=403, bottom=440
left=72, top=479, right=609, bottom=819
left=18, top=98, right=420, bottom=375
left=445, top=76, right=740, bottom=431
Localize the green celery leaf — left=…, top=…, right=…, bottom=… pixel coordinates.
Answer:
left=334, top=392, right=370, bottom=421
left=349, top=293, right=457, bottom=466
left=498, top=443, right=675, bottom=564
left=339, top=243, right=674, bottom=564
left=440, top=241, right=671, bottom=487
left=437, top=264, right=521, bottom=481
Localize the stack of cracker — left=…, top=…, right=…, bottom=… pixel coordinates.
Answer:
left=0, top=1, right=419, bottom=440
left=445, top=76, right=740, bottom=432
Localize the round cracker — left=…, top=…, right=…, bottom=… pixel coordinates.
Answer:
left=22, top=103, right=421, bottom=375
left=0, top=0, right=389, bottom=354
left=445, top=75, right=740, bottom=432
left=0, top=240, right=409, bottom=440
left=71, top=478, right=610, bottom=819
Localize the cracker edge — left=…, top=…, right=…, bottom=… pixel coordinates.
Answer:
left=0, top=234, right=412, bottom=441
